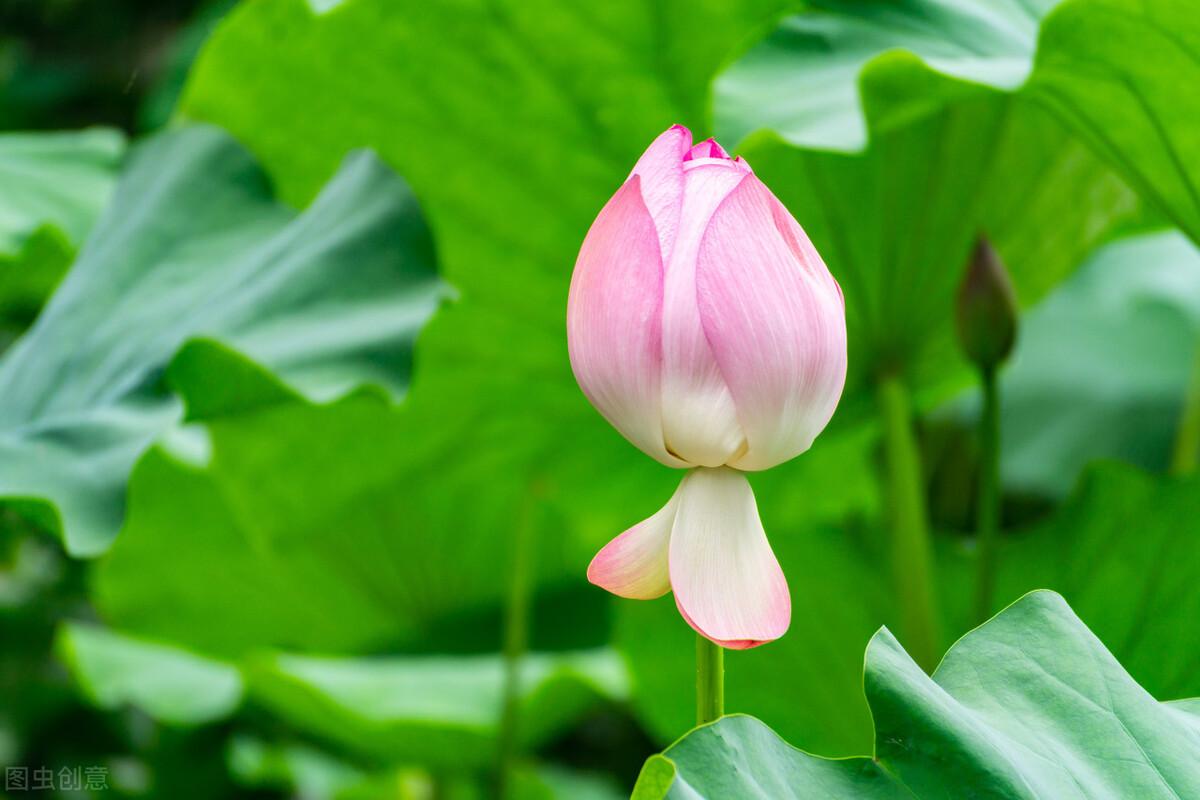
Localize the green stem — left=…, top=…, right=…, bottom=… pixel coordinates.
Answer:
left=877, top=374, right=939, bottom=671
left=495, top=494, right=537, bottom=800
left=695, top=634, right=724, bottom=725
left=973, top=366, right=1001, bottom=623
left=1170, top=346, right=1200, bottom=476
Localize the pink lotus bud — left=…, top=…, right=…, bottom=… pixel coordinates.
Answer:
left=568, top=126, right=847, bottom=647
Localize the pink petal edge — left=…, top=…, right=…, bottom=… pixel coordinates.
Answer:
left=567, top=177, right=684, bottom=468
left=695, top=175, right=847, bottom=471
left=629, top=125, right=691, bottom=260
left=586, top=487, right=681, bottom=600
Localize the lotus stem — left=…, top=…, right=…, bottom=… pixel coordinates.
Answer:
left=877, top=373, right=939, bottom=671
left=495, top=492, right=537, bottom=799
left=696, top=633, right=724, bottom=725
left=973, top=366, right=1002, bottom=622
left=1171, top=346, right=1200, bottom=476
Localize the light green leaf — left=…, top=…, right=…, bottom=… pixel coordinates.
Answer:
left=0, top=124, right=445, bottom=555
left=0, top=128, right=124, bottom=254
left=1027, top=0, right=1200, bottom=243
left=245, top=648, right=629, bottom=769
left=950, top=230, right=1200, bottom=497
left=55, top=623, right=243, bottom=726
left=721, top=0, right=1200, bottom=250
left=0, top=129, right=125, bottom=340
left=635, top=591, right=1200, bottom=799
left=715, top=0, right=1059, bottom=150
left=991, top=463, right=1200, bottom=701
left=227, top=736, right=367, bottom=798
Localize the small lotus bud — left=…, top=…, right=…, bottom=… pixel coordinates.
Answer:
left=956, top=237, right=1017, bottom=371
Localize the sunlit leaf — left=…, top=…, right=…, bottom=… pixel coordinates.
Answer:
left=0, top=129, right=125, bottom=339
left=246, top=648, right=629, bottom=769
left=55, top=623, right=243, bottom=726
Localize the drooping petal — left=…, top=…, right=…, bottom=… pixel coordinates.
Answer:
left=567, top=177, right=684, bottom=467
left=659, top=162, right=750, bottom=467
left=696, top=176, right=847, bottom=471
left=668, top=467, right=790, bottom=648
left=629, top=124, right=690, bottom=260
left=587, top=485, right=681, bottom=599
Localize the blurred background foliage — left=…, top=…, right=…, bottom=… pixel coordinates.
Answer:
left=1, top=0, right=1199, bottom=797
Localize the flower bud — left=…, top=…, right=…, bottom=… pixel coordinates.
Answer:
left=567, top=125, right=847, bottom=472
left=956, top=237, right=1017, bottom=371
left=567, top=126, right=848, bottom=648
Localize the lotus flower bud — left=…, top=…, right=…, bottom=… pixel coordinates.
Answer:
left=567, top=126, right=847, bottom=648
left=956, top=237, right=1017, bottom=371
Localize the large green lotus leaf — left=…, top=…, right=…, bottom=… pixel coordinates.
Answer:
left=0, top=124, right=445, bottom=556
left=715, top=0, right=1061, bottom=149
left=943, top=230, right=1200, bottom=497
left=54, top=623, right=243, bottom=726
left=633, top=591, right=1200, bottom=799
left=722, top=0, right=1200, bottom=248
left=245, top=648, right=628, bottom=770
left=1027, top=0, right=1200, bottom=243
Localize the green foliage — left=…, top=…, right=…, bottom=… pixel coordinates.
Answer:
left=55, top=624, right=242, bottom=726
left=56, top=618, right=629, bottom=773
left=993, top=464, right=1200, bottom=699
left=246, top=648, right=627, bottom=768
left=1028, top=0, right=1200, bottom=243
left=985, top=231, right=1200, bottom=495
left=634, top=592, right=1200, bottom=799
left=0, top=128, right=124, bottom=338
left=0, top=127, right=123, bottom=254
left=0, top=124, right=445, bottom=555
